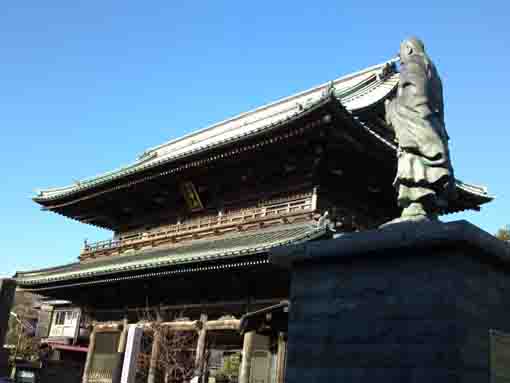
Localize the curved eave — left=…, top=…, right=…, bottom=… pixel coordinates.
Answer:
left=350, top=112, right=494, bottom=213
left=446, top=181, right=494, bottom=214
left=351, top=114, right=494, bottom=214
left=34, top=95, right=334, bottom=212
left=34, top=94, right=493, bottom=220
left=33, top=61, right=400, bottom=205
left=31, top=61, right=492, bottom=216
left=33, top=98, right=328, bottom=206
left=14, top=223, right=328, bottom=290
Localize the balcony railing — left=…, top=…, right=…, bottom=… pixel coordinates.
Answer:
left=81, top=191, right=318, bottom=260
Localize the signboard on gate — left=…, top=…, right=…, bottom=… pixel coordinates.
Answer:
left=180, top=181, right=204, bottom=212
left=121, top=325, right=143, bottom=383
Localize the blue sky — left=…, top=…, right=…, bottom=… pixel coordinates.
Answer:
left=1, top=1, right=508, bottom=277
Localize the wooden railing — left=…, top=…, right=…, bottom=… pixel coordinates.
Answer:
left=81, top=192, right=317, bottom=260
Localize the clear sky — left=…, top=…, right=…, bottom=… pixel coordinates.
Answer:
left=1, top=1, right=508, bottom=277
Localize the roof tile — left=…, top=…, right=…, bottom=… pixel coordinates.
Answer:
left=15, top=222, right=327, bottom=287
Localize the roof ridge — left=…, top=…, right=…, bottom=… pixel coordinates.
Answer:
left=144, top=58, right=398, bottom=155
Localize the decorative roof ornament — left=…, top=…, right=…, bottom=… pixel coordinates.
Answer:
left=138, top=150, right=158, bottom=162
left=377, top=59, right=398, bottom=81
left=382, top=37, right=457, bottom=226
left=324, top=80, right=335, bottom=97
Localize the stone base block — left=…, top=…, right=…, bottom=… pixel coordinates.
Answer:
left=0, top=349, right=10, bottom=377
left=271, top=220, right=510, bottom=383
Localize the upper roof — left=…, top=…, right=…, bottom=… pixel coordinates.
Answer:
left=15, top=221, right=328, bottom=289
left=32, top=58, right=494, bottom=217
left=34, top=59, right=400, bottom=203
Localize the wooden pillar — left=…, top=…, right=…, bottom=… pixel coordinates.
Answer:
left=118, top=318, right=129, bottom=353
left=195, top=314, right=208, bottom=383
left=147, top=329, right=161, bottom=383
left=239, top=331, right=255, bottom=383
left=275, top=333, right=287, bottom=383
left=82, top=327, right=97, bottom=383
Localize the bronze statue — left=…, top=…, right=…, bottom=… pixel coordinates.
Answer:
left=384, top=37, right=455, bottom=223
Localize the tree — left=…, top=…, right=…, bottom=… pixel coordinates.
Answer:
left=6, top=291, right=39, bottom=362
left=135, top=310, right=201, bottom=383
left=496, top=225, right=510, bottom=241
left=138, top=323, right=198, bottom=383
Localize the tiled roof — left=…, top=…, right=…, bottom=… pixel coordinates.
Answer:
left=15, top=222, right=328, bottom=288
left=34, top=60, right=400, bottom=202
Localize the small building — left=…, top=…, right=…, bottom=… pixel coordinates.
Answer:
left=34, top=300, right=89, bottom=354
left=14, top=59, right=492, bottom=383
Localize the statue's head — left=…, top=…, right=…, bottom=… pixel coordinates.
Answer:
left=399, top=37, right=426, bottom=62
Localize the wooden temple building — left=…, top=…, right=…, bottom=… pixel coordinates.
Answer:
left=13, top=59, right=492, bottom=383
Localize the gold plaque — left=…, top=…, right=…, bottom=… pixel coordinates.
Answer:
left=180, top=181, right=204, bottom=211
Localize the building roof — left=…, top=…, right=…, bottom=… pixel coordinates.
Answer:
left=31, top=58, right=493, bottom=220
left=33, top=59, right=400, bottom=203
left=14, top=222, right=328, bottom=289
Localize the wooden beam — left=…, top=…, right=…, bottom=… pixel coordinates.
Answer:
left=81, top=328, right=97, bottom=383
left=94, top=322, right=123, bottom=331
left=91, top=318, right=240, bottom=332
left=88, top=298, right=285, bottom=314
left=205, top=319, right=240, bottom=331
left=276, top=332, right=287, bottom=383
left=147, top=329, right=161, bottom=383
left=117, top=318, right=129, bottom=353
left=142, top=321, right=198, bottom=332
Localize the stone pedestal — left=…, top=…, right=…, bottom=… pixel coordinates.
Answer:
left=0, top=349, right=9, bottom=377
left=271, top=221, right=510, bottom=383
left=0, top=279, right=16, bottom=376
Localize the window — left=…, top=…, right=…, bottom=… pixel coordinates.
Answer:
left=54, top=310, right=78, bottom=326
left=54, top=311, right=65, bottom=325
left=64, top=311, right=74, bottom=325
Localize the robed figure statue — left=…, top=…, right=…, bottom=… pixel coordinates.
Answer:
left=385, top=37, right=455, bottom=223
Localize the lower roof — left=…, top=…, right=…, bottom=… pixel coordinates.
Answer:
left=15, top=222, right=328, bottom=289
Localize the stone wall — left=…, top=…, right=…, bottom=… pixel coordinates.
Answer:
left=0, top=349, right=9, bottom=377
left=272, top=221, right=510, bottom=383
